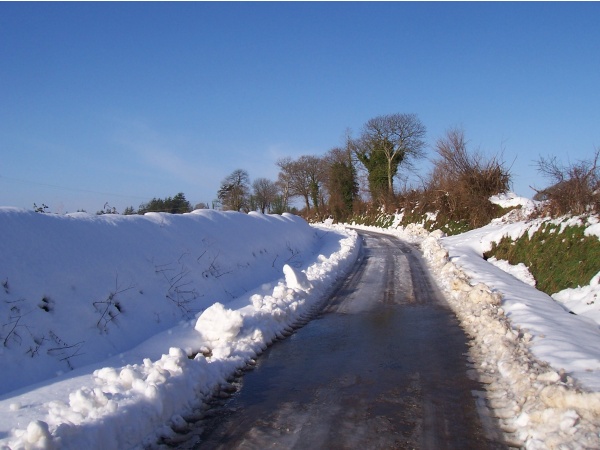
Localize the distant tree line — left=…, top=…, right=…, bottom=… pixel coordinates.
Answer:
left=100, top=193, right=195, bottom=215
left=33, top=111, right=597, bottom=222
left=216, top=144, right=359, bottom=222
left=133, top=192, right=192, bottom=215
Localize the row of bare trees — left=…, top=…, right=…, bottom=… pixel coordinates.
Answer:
left=217, top=143, right=359, bottom=221
left=217, top=113, right=427, bottom=221
left=217, top=111, right=598, bottom=224
left=34, top=111, right=594, bottom=221
left=276, top=147, right=360, bottom=220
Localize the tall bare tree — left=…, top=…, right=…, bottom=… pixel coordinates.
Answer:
left=252, top=178, right=279, bottom=213
left=277, top=155, right=326, bottom=214
left=276, top=160, right=293, bottom=213
left=218, top=169, right=250, bottom=212
left=354, top=113, right=426, bottom=206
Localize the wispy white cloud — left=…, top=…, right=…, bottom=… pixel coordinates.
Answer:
left=113, top=119, right=220, bottom=188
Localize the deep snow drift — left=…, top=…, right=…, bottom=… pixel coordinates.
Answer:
left=0, top=209, right=359, bottom=449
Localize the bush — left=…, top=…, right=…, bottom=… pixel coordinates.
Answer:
left=424, top=127, right=511, bottom=229
left=533, top=149, right=600, bottom=217
left=384, top=128, right=511, bottom=232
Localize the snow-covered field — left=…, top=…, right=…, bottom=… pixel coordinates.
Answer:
left=1, top=195, right=600, bottom=449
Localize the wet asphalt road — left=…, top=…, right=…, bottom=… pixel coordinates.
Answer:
left=183, top=230, right=506, bottom=449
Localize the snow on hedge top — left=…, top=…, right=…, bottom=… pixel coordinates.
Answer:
left=0, top=208, right=323, bottom=396
left=489, top=191, right=539, bottom=212
left=585, top=215, right=600, bottom=238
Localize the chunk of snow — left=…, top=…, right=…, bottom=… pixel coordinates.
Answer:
left=195, top=302, right=244, bottom=343
left=489, top=192, right=534, bottom=208
left=283, top=264, right=313, bottom=292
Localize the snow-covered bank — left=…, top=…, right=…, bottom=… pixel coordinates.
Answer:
left=0, top=209, right=359, bottom=449
left=441, top=223, right=600, bottom=392
left=426, top=230, right=600, bottom=449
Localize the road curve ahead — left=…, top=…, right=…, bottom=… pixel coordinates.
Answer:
left=188, top=230, right=506, bottom=450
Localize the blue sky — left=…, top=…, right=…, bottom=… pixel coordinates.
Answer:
left=1, top=2, right=599, bottom=213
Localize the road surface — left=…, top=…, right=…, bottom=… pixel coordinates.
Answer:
left=172, top=230, right=506, bottom=449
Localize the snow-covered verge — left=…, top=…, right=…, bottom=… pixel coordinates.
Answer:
left=353, top=193, right=600, bottom=449
left=423, top=232, right=600, bottom=449
left=0, top=209, right=359, bottom=449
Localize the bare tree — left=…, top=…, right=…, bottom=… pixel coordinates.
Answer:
left=277, top=155, right=327, bottom=214
left=218, top=169, right=250, bottom=212
left=354, top=113, right=426, bottom=206
left=252, top=178, right=279, bottom=213
left=534, top=148, right=600, bottom=215
left=276, top=159, right=293, bottom=213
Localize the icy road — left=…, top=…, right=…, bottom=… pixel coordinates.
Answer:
left=181, top=231, right=507, bottom=449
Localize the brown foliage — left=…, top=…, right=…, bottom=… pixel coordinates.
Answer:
left=423, top=128, right=511, bottom=228
left=533, top=149, right=600, bottom=216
